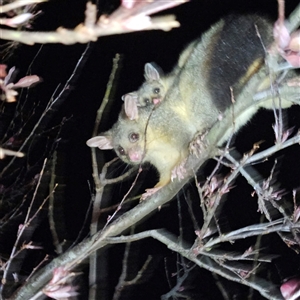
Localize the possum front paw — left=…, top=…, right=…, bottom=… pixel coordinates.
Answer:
left=141, top=172, right=171, bottom=200
left=189, top=131, right=208, bottom=157
left=141, top=187, right=162, bottom=200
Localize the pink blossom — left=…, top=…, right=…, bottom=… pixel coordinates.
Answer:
left=0, top=65, right=41, bottom=102
left=280, top=277, right=300, bottom=299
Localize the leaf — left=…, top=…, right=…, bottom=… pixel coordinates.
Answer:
left=4, top=66, right=16, bottom=85
left=4, top=13, right=34, bottom=28
left=13, top=75, right=41, bottom=88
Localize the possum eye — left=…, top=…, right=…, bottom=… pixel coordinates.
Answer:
left=129, top=132, right=139, bottom=143
left=153, top=88, right=160, bottom=94
left=143, top=98, right=151, bottom=105
left=117, top=146, right=126, bottom=156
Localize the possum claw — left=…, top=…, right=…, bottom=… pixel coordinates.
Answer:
left=189, top=131, right=208, bottom=157
left=141, top=187, right=162, bottom=200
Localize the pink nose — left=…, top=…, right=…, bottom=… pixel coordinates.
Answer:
left=128, top=150, right=142, bottom=162
left=153, top=98, right=161, bottom=105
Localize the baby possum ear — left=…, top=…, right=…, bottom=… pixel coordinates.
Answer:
left=144, top=63, right=163, bottom=81
left=86, top=135, right=113, bottom=150
left=122, top=93, right=139, bottom=120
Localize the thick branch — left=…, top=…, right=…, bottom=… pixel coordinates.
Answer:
left=0, top=1, right=185, bottom=45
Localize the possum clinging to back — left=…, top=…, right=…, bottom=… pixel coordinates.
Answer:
left=87, top=15, right=297, bottom=198
left=122, top=40, right=197, bottom=119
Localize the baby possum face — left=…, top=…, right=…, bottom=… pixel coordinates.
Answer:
left=137, top=80, right=165, bottom=106
left=122, top=63, right=167, bottom=120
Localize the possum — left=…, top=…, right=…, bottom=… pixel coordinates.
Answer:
left=87, top=15, right=297, bottom=198
left=122, top=40, right=197, bottom=120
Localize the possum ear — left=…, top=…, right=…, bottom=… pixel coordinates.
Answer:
left=121, top=92, right=137, bottom=102
left=123, top=93, right=139, bottom=120
left=86, top=135, right=113, bottom=150
left=144, top=63, right=162, bottom=81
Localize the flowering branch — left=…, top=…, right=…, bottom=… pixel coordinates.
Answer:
left=1, top=1, right=188, bottom=45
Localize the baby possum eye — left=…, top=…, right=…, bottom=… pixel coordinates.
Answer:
left=129, top=132, right=139, bottom=143
left=153, top=88, right=160, bottom=94
left=118, top=146, right=126, bottom=156
left=143, top=98, right=151, bottom=105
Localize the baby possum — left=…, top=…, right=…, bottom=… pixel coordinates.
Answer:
left=87, top=15, right=296, bottom=198
left=122, top=41, right=197, bottom=119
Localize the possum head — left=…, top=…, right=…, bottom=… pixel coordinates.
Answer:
left=122, top=63, right=165, bottom=120
left=86, top=111, right=147, bottom=165
left=140, top=62, right=166, bottom=106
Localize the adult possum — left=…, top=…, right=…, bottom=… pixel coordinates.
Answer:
left=87, top=15, right=297, bottom=198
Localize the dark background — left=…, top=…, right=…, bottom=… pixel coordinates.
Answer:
left=1, top=0, right=300, bottom=299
